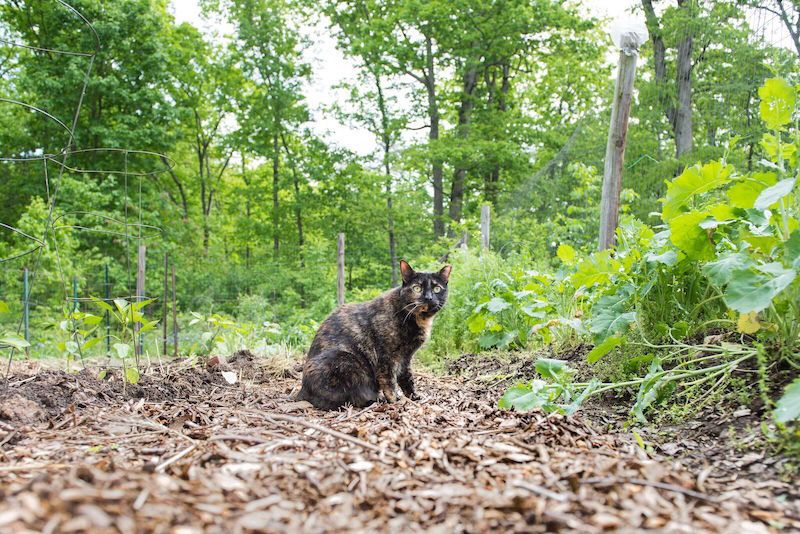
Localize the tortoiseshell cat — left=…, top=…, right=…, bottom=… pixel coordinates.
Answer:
left=297, top=260, right=451, bottom=410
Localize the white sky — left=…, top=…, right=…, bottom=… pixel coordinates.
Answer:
left=165, top=0, right=640, bottom=156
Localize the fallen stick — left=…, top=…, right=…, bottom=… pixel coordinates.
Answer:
left=155, top=444, right=197, bottom=473
left=209, top=434, right=272, bottom=444
left=0, top=463, right=70, bottom=473
left=250, top=412, right=400, bottom=461
left=512, top=480, right=571, bottom=502
left=582, top=476, right=717, bottom=503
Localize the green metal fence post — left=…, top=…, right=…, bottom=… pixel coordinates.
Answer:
left=105, top=264, right=111, bottom=354
left=23, top=267, right=29, bottom=354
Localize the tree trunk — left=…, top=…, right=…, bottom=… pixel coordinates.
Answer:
left=771, top=0, right=800, bottom=57
left=425, top=36, right=445, bottom=239
left=447, top=65, right=479, bottom=236
left=160, top=155, right=189, bottom=220
left=374, top=72, right=398, bottom=286
left=674, top=24, right=693, bottom=158
left=484, top=63, right=510, bottom=205
left=642, top=0, right=694, bottom=159
left=279, top=133, right=304, bottom=268
left=272, top=131, right=280, bottom=257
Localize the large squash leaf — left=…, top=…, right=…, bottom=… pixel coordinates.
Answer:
left=669, top=210, right=715, bottom=260
left=662, top=161, right=732, bottom=222
left=724, top=263, right=796, bottom=313
left=758, top=77, right=796, bottom=131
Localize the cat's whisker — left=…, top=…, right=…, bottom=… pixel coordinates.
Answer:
left=402, top=303, right=422, bottom=324
left=396, top=301, right=420, bottom=317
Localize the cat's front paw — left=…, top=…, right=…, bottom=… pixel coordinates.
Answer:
left=381, top=386, right=398, bottom=403
left=405, top=391, right=420, bottom=401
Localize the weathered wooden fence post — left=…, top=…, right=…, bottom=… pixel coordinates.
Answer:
left=171, top=262, right=178, bottom=358
left=134, top=244, right=146, bottom=357
left=337, top=233, right=345, bottom=306
left=480, top=204, right=491, bottom=252
left=598, top=25, right=646, bottom=250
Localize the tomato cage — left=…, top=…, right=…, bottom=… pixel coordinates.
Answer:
left=0, top=1, right=176, bottom=367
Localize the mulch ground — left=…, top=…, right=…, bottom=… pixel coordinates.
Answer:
left=0, top=352, right=797, bottom=533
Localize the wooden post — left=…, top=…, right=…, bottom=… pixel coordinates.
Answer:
left=162, top=252, right=168, bottom=355
left=598, top=32, right=642, bottom=250
left=134, top=245, right=145, bottom=357
left=337, top=233, right=345, bottom=307
left=171, top=262, right=178, bottom=358
left=480, top=204, right=490, bottom=252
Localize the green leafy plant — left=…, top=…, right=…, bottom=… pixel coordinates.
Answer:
left=92, top=297, right=159, bottom=385
left=0, top=300, right=30, bottom=352
left=500, top=77, right=800, bottom=423
left=499, top=359, right=598, bottom=415
left=188, top=311, right=249, bottom=355
left=56, top=309, right=103, bottom=370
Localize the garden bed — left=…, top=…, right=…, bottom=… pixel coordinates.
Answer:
left=0, top=355, right=797, bottom=532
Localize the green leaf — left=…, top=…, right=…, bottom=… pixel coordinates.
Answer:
left=571, top=250, right=621, bottom=288
left=113, top=299, right=129, bottom=314
left=669, top=210, right=715, bottom=261
left=587, top=336, right=622, bottom=364
left=759, top=77, right=796, bottom=131
left=0, top=301, right=9, bottom=314
left=775, top=377, right=800, bottom=424
left=702, top=252, right=754, bottom=286
left=724, top=265, right=796, bottom=313
left=645, top=249, right=678, bottom=266
left=563, top=380, right=599, bottom=415
left=632, top=359, right=675, bottom=422
left=485, top=297, right=511, bottom=314
left=535, top=358, right=571, bottom=381
left=131, top=298, right=157, bottom=311
left=556, top=244, right=577, bottom=265
left=125, top=367, right=140, bottom=385
left=661, top=161, right=733, bottom=222
left=82, top=314, right=103, bottom=326
left=727, top=173, right=777, bottom=209
left=91, top=297, right=113, bottom=313
left=467, top=313, right=486, bottom=334
left=498, top=381, right=550, bottom=411
left=671, top=321, right=690, bottom=339
left=113, top=343, right=130, bottom=359
left=82, top=337, right=101, bottom=350
left=478, top=330, right=517, bottom=349
left=589, top=287, right=637, bottom=341
left=139, top=320, right=159, bottom=333
left=0, top=335, right=30, bottom=350
left=785, top=231, right=800, bottom=268
left=754, top=178, right=795, bottom=210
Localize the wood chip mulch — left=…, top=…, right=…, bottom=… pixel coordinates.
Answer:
left=0, top=358, right=797, bottom=533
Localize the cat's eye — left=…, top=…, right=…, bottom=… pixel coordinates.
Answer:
left=411, top=284, right=422, bottom=294
left=433, top=286, right=442, bottom=294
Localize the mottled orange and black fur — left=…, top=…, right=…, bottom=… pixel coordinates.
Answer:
left=297, top=260, right=451, bottom=410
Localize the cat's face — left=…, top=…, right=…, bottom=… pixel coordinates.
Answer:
left=398, top=260, right=451, bottom=318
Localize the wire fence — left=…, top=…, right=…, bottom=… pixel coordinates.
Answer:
left=2, top=1, right=798, bottom=364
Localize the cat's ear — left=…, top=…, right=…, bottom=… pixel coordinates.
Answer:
left=438, top=264, right=452, bottom=284
left=399, top=259, right=415, bottom=283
